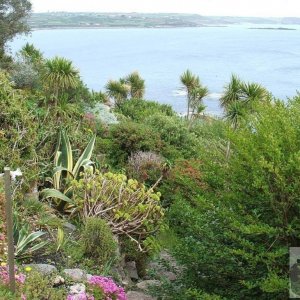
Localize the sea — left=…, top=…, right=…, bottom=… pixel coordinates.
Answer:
left=10, top=25, right=300, bottom=115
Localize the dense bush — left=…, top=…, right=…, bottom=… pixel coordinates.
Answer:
left=116, top=98, right=174, bottom=121
left=101, top=120, right=163, bottom=167
left=0, top=72, right=38, bottom=186
left=167, top=100, right=300, bottom=299
left=81, top=217, right=117, bottom=266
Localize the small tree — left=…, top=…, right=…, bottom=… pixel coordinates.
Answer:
left=0, top=0, right=32, bottom=58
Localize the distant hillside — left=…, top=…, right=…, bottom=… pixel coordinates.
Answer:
left=29, top=13, right=300, bottom=29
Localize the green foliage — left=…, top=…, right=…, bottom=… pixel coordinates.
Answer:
left=0, top=72, right=38, bottom=186
left=105, top=79, right=129, bottom=107
left=102, top=120, right=163, bottom=166
left=116, top=98, right=175, bottom=121
left=0, top=0, right=31, bottom=53
left=167, top=100, right=300, bottom=299
left=144, top=113, right=200, bottom=160
left=21, top=271, right=66, bottom=300
left=81, top=217, right=117, bottom=266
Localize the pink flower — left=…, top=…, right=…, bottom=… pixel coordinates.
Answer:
left=88, top=276, right=127, bottom=300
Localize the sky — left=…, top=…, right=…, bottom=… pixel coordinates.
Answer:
left=31, top=0, right=300, bottom=17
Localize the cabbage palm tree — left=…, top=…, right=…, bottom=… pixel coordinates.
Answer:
left=125, top=71, right=145, bottom=99
left=42, top=56, right=80, bottom=104
left=220, top=74, right=242, bottom=111
left=20, top=43, right=43, bottom=64
left=190, top=85, right=209, bottom=116
left=180, top=69, right=202, bottom=119
left=105, top=79, right=129, bottom=107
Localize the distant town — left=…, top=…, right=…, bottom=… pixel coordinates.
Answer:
left=29, top=12, right=300, bottom=29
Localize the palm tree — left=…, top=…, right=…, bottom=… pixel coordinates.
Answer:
left=20, top=43, right=43, bottom=64
left=42, top=57, right=80, bottom=103
left=125, top=71, right=145, bottom=99
left=180, top=69, right=201, bottom=119
left=190, top=85, right=209, bottom=116
left=105, top=79, right=129, bottom=107
left=220, top=74, right=242, bottom=111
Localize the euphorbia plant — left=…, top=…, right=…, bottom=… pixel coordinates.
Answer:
left=71, top=170, right=164, bottom=250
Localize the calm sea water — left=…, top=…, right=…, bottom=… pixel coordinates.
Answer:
left=11, top=26, right=300, bottom=115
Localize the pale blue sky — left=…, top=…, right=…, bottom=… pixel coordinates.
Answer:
left=31, top=0, right=300, bottom=17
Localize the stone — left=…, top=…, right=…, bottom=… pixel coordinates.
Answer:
left=63, top=268, right=87, bottom=281
left=125, top=261, right=139, bottom=280
left=86, top=274, right=93, bottom=281
left=27, top=264, right=57, bottom=275
left=69, top=283, right=86, bottom=295
left=164, top=271, right=177, bottom=281
left=137, top=280, right=161, bottom=290
left=63, top=222, right=77, bottom=233
left=53, top=275, right=65, bottom=286
left=126, top=291, right=156, bottom=300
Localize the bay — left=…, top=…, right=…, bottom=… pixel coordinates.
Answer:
left=11, top=26, right=300, bottom=115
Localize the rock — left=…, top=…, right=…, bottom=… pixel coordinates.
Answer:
left=111, top=265, right=132, bottom=287
left=126, top=291, right=156, bottom=300
left=63, top=268, right=87, bottom=281
left=86, top=274, right=92, bottom=281
left=53, top=275, right=65, bottom=286
left=69, top=283, right=86, bottom=294
left=63, top=222, right=77, bottom=233
left=137, top=280, right=161, bottom=290
left=164, top=271, right=177, bottom=281
left=125, top=261, right=139, bottom=280
left=27, top=264, right=57, bottom=275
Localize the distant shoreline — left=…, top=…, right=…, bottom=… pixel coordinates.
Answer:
left=249, top=27, right=296, bottom=30
left=30, top=25, right=228, bottom=30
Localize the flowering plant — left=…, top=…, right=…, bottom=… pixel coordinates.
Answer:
left=0, top=263, right=26, bottom=285
left=67, top=276, right=127, bottom=300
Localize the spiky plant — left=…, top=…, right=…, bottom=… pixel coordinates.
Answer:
left=105, top=79, right=129, bottom=107
left=42, top=56, right=80, bottom=102
left=125, top=71, right=145, bottom=99
left=220, top=74, right=242, bottom=111
left=180, top=69, right=202, bottom=118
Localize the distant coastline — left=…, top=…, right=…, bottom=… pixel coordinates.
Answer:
left=29, top=12, right=300, bottom=30
left=249, top=27, right=296, bottom=30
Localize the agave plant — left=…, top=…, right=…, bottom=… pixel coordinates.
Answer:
left=13, top=217, right=48, bottom=259
left=42, top=131, right=96, bottom=213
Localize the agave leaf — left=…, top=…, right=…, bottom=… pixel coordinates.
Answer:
left=16, top=231, right=46, bottom=254
left=56, top=227, right=64, bottom=251
left=61, top=131, right=73, bottom=172
left=53, top=151, right=62, bottom=189
left=28, top=240, right=49, bottom=253
left=53, top=166, right=74, bottom=177
left=41, top=188, right=73, bottom=204
left=73, top=135, right=96, bottom=178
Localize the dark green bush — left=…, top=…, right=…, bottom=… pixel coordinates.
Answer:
left=81, top=217, right=117, bottom=266
left=116, top=98, right=174, bottom=121
left=167, top=101, right=300, bottom=299
left=101, top=120, right=163, bottom=167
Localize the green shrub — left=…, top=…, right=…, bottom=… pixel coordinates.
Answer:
left=22, top=271, right=66, bottom=300
left=116, top=98, right=174, bottom=121
left=167, top=100, right=300, bottom=299
left=102, top=120, right=163, bottom=167
left=81, top=217, right=117, bottom=266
